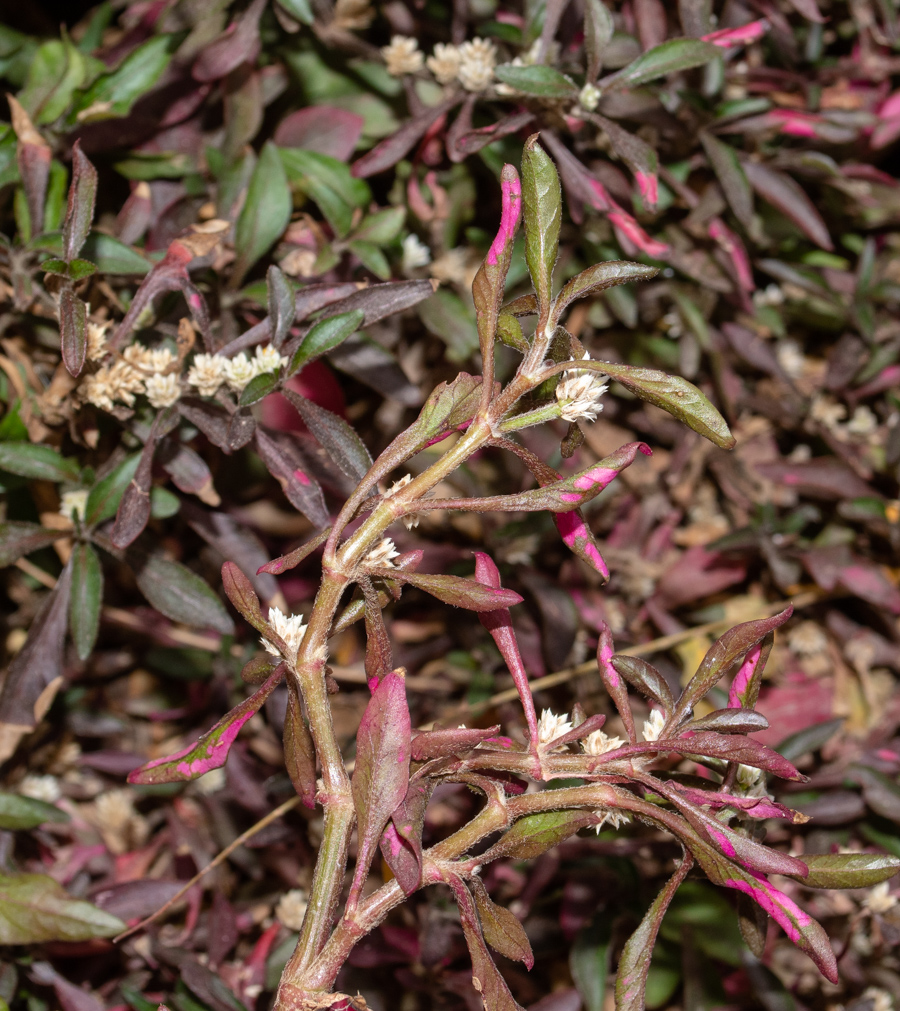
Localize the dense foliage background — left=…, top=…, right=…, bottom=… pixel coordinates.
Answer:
left=0, top=0, right=899, bottom=1009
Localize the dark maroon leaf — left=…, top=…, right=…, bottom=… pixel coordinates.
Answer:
left=352, top=98, right=461, bottom=178
left=254, top=428, right=330, bottom=529
left=283, top=389, right=373, bottom=483
left=610, top=655, right=675, bottom=715
left=63, top=141, right=98, bottom=263
left=59, top=288, right=87, bottom=378
left=257, top=527, right=330, bottom=576
left=374, top=568, right=523, bottom=612
left=743, top=161, right=833, bottom=250
left=0, top=522, right=63, bottom=566
left=380, top=778, right=433, bottom=895
left=686, top=707, right=769, bottom=734
left=849, top=765, right=900, bottom=823
left=274, top=106, right=364, bottom=161
left=470, top=876, right=534, bottom=969
left=596, top=622, right=636, bottom=743
left=753, top=458, right=877, bottom=500
left=192, top=0, right=266, bottom=81
left=283, top=685, right=317, bottom=808
left=411, top=725, right=504, bottom=761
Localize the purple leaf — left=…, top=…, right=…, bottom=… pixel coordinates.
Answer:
left=9, top=96, right=50, bottom=238
left=63, top=141, right=98, bottom=263
left=743, top=161, right=833, bottom=250
left=474, top=551, right=539, bottom=745
left=670, top=608, right=793, bottom=725
left=671, top=785, right=801, bottom=822
left=380, top=778, right=433, bottom=895
left=451, top=110, right=535, bottom=160
left=283, top=389, right=373, bottom=482
left=446, top=876, right=526, bottom=1011
left=596, top=622, right=636, bottom=743
left=686, top=707, right=769, bottom=734
left=591, top=115, right=660, bottom=209
left=128, top=666, right=284, bottom=784
left=700, top=131, right=754, bottom=230
left=754, top=457, right=876, bottom=500
left=553, top=260, right=658, bottom=322
left=470, top=876, right=534, bottom=969
left=362, top=579, right=393, bottom=690
left=352, top=98, right=461, bottom=178
left=254, top=428, right=330, bottom=529
left=610, top=654, right=675, bottom=716
left=192, top=0, right=265, bottom=81
left=373, top=568, right=524, bottom=612
left=411, top=725, right=504, bottom=761
left=284, top=685, right=317, bottom=808
left=702, top=19, right=769, bottom=47
left=30, top=958, right=106, bottom=1011
left=59, top=289, right=88, bottom=378
left=274, top=106, right=364, bottom=161
left=727, top=634, right=775, bottom=710
left=348, top=670, right=411, bottom=910
left=0, top=522, right=64, bottom=567
left=481, top=810, right=599, bottom=862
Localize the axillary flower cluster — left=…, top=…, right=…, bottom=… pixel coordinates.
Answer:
left=77, top=322, right=287, bottom=414
left=381, top=35, right=498, bottom=92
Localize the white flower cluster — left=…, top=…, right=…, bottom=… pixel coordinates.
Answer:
left=275, top=888, right=309, bottom=931
left=401, top=234, right=431, bottom=275
left=582, top=728, right=625, bottom=756
left=641, top=708, right=667, bottom=743
left=59, top=489, right=89, bottom=524
left=364, top=537, right=400, bottom=568
left=787, top=620, right=828, bottom=657
left=579, top=83, right=601, bottom=111
left=384, top=36, right=498, bottom=92
left=263, top=607, right=308, bottom=664
left=555, top=354, right=608, bottom=423
left=591, top=808, right=631, bottom=833
left=537, top=709, right=573, bottom=751
left=384, top=473, right=419, bottom=529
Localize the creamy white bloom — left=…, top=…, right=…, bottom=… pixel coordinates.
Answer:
left=144, top=372, right=181, bottom=409
left=381, top=36, right=424, bottom=76
left=846, top=404, right=878, bottom=436
left=276, top=889, right=309, bottom=931
left=582, top=729, right=625, bottom=756
left=458, top=38, right=497, bottom=92
left=193, top=766, right=226, bottom=796
left=427, top=43, right=461, bottom=85
left=537, top=709, right=574, bottom=750
left=864, top=881, right=898, bottom=915
left=641, top=708, right=666, bottom=743
left=223, top=352, right=256, bottom=392
left=19, top=773, right=62, bottom=804
left=556, top=354, right=608, bottom=422
left=365, top=537, right=400, bottom=568
left=263, top=607, right=307, bottom=663
left=579, top=83, right=601, bottom=111
left=402, top=234, right=432, bottom=274
left=736, top=763, right=764, bottom=790
left=123, top=342, right=175, bottom=375
left=333, top=0, right=374, bottom=29
left=253, top=344, right=288, bottom=375
left=810, top=394, right=847, bottom=429
left=86, top=320, right=111, bottom=361
left=187, top=353, right=227, bottom=397
left=385, top=473, right=414, bottom=496
left=592, top=809, right=631, bottom=833
left=81, top=359, right=146, bottom=411
left=753, top=283, right=785, bottom=308
left=775, top=339, right=806, bottom=379
left=59, top=489, right=89, bottom=523
left=788, top=620, right=828, bottom=657
left=862, top=988, right=893, bottom=1011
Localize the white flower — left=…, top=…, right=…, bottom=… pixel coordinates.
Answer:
left=753, top=283, right=785, bottom=308
left=402, top=234, right=431, bottom=274
left=427, top=43, right=462, bottom=85
left=641, top=708, right=666, bottom=743
left=80, top=359, right=145, bottom=411
left=788, top=621, right=828, bottom=657
left=582, top=729, right=625, bottom=756
left=592, top=809, right=631, bottom=833
left=862, top=988, right=894, bottom=1011
left=125, top=343, right=176, bottom=376
left=736, top=764, right=764, bottom=790
left=385, top=473, right=413, bottom=497
left=537, top=709, right=574, bottom=750
left=365, top=537, right=400, bottom=568
left=276, top=889, right=309, bottom=931
left=579, top=83, right=601, bottom=111
left=253, top=344, right=288, bottom=376
left=144, top=372, right=181, bottom=409
left=555, top=354, right=608, bottom=423
left=864, top=881, right=898, bottom=915
left=187, top=353, right=227, bottom=397
left=19, top=773, right=62, bottom=804
left=381, top=36, right=424, bottom=76
left=846, top=404, right=878, bottom=436
left=810, top=394, right=847, bottom=429
left=223, top=352, right=256, bottom=392
left=458, top=38, right=497, bottom=92
left=263, top=607, right=307, bottom=663
left=59, top=489, right=89, bottom=523
left=193, top=766, right=226, bottom=796
left=86, top=319, right=111, bottom=361
left=775, top=339, right=806, bottom=379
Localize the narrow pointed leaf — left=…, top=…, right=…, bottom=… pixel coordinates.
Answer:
left=597, top=622, right=636, bottom=743
left=685, top=707, right=769, bottom=734
left=791, top=853, right=900, bottom=889
left=380, top=778, right=433, bottom=895
left=267, top=265, right=295, bottom=347
left=0, top=443, right=79, bottom=483
left=481, top=810, right=598, bottom=862
left=284, top=686, right=317, bottom=808
left=283, top=389, right=372, bottom=482
left=0, top=794, right=68, bottom=830
left=239, top=371, right=280, bottom=407
left=129, top=667, right=285, bottom=784
left=253, top=429, right=329, bottom=529
left=69, top=542, right=102, bottom=661
left=585, top=0, right=615, bottom=79
left=727, top=634, right=774, bottom=710
left=349, top=670, right=411, bottom=907
left=234, top=142, right=291, bottom=283
left=743, top=162, right=833, bottom=250
left=257, top=527, right=330, bottom=576
left=85, top=453, right=141, bottom=525
left=521, top=135, right=561, bottom=311
left=553, top=261, right=658, bottom=323
left=470, top=877, right=534, bottom=969
left=62, top=141, right=97, bottom=263
left=59, top=287, right=87, bottom=377
left=130, top=552, right=234, bottom=634
left=0, top=874, right=124, bottom=944
left=605, top=38, right=719, bottom=89
left=700, top=132, right=754, bottom=230
left=610, top=655, right=674, bottom=715
left=494, top=65, right=576, bottom=98
left=0, top=522, right=64, bottom=566
left=411, top=725, right=504, bottom=761
left=374, top=569, right=523, bottom=612
left=289, top=309, right=365, bottom=375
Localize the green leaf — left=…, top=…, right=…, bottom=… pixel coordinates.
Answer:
left=280, top=146, right=370, bottom=238
left=69, top=542, right=102, bottom=661
left=234, top=142, right=292, bottom=283
left=239, top=370, right=280, bottom=407
left=85, top=453, right=140, bottom=525
left=73, top=35, right=171, bottom=119
left=0, top=873, right=124, bottom=943
left=776, top=718, right=844, bottom=762
left=150, top=486, right=180, bottom=519
left=700, top=132, right=754, bottom=231
left=382, top=570, right=523, bottom=612
left=19, top=37, right=87, bottom=124
left=352, top=206, right=406, bottom=244
left=792, top=853, right=900, bottom=890
left=289, top=309, right=365, bottom=373
left=40, top=257, right=68, bottom=276
left=131, top=553, right=235, bottom=634
left=521, top=135, right=562, bottom=311
left=0, top=442, right=79, bottom=483
left=494, top=64, right=577, bottom=98
left=607, top=38, right=720, bottom=89
left=584, top=0, right=615, bottom=79
left=0, top=793, right=68, bottom=830
left=67, top=258, right=97, bottom=281
left=34, top=231, right=151, bottom=274
left=266, top=265, right=295, bottom=347
left=113, top=151, right=196, bottom=181
left=481, top=810, right=598, bottom=861
left=571, top=915, right=612, bottom=1011
left=0, top=521, right=64, bottom=566
left=553, top=261, right=658, bottom=322
left=348, top=239, right=391, bottom=280
left=276, top=0, right=314, bottom=24
left=418, top=290, right=479, bottom=363
left=470, top=876, right=533, bottom=968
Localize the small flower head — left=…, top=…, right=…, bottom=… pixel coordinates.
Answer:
left=365, top=537, right=400, bottom=568
left=223, top=352, right=256, bottom=392
left=556, top=355, right=608, bottom=423
left=788, top=620, right=828, bottom=657
left=276, top=889, right=309, bottom=931
left=592, top=808, right=631, bottom=833
left=736, top=763, right=764, bottom=790
left=427, top=43, right=462, bottom=85
left=458, top=38, right=497, bottom=92
left=254, top=344, right=288, bottom=376
left=582, top=729, right=625, bottom=756
left=846, top=404, right=878, bottom=436
left=144, top=372, right=181, bottom=409
left=402, top=234, right=432, bottom=274
left=579, top=82, right=601, bottom=111
left=86, top=319, right=111, bottom=361
left=385, top=473, right=413, bottom=497
left=864, top=881, right=898, bottom=915
left=809, top=394, right=847, bottom=429
left=382, top=36, right=424, bottom=77
left=641, top=708, right=666, bottom=743
left=263, top=607, right=307, bottom=663
left=187, top=353, right=227, bottom=397
left=537, top=709, right=574, bottom=750
left=19, top=773, right=62, bottom=804
left=124, top=342, right=175, bottom=374
left=59, top=489, right=89, bottom=524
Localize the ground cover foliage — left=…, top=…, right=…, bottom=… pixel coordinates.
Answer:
left=0, top=0, right=899, bottom=1009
